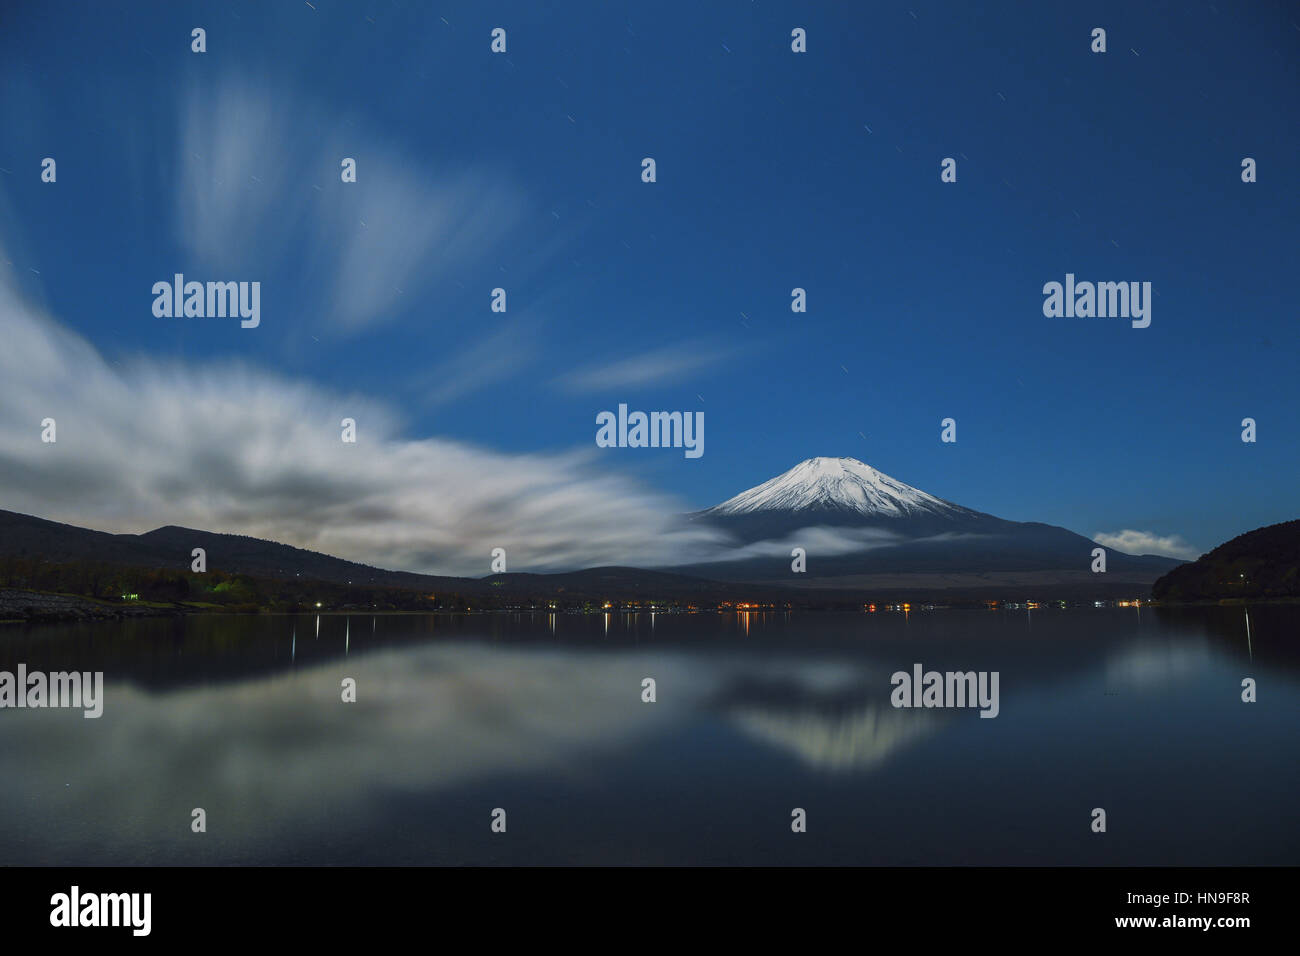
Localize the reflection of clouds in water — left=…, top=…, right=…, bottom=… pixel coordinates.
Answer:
left=0, top=645, right=696, bottom=848
left=727, top=705, right=940, bottom=772
left=0, top=644, right=938, bottom=856
left=1104, top=640, right=1212, bottom=687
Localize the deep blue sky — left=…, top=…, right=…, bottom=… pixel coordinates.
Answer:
left=1, top=0, right=1296, bottom=560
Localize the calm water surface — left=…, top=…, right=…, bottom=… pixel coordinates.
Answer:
left=1, top=607, right=1296, bottom=865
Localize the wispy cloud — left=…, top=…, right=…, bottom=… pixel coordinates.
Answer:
left=424, top=318, right=541, bottom=407
left=1094, top=529, right=1199, bottom=561
left=555, top=340, right=738, bottom=392
left=175, top=78, right=525, bottom=335
left=0, top=280, right=726, bottom=575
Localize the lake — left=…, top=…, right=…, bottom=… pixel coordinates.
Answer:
left=1, top=606, right=1296, bottom=865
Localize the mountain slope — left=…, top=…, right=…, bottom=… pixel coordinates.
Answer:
left=0, top=509, right=476, bottom=592
left=684, top=457, right=1183, bottom=581
left=0, top=509, right=764, bottom=602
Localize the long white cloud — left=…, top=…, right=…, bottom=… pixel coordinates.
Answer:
left=1094, top=529, right=1199, bottom=561
left=0, top=279, right=728, bottom=575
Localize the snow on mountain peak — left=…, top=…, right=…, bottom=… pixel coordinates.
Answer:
left=704, top=457, right=964, bottom=518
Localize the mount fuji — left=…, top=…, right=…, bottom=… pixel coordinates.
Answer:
left=702, top=456, right=973, bottom=523
left=680, top=457, right=1183, bottom=584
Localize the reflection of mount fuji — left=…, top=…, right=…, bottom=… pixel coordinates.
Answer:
left=682, top=457, right=1182, bottom=584
left=707, top=666, right=943, bottom=771
left=727, top=702, right=940, bottom=772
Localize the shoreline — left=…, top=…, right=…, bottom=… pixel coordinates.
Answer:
left=3, top=586, right=1297, bottom=625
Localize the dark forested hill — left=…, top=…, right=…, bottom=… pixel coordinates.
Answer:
left=1152, top=519, right=1300, bottom=601
left=0, top=509, right=474, bottom=591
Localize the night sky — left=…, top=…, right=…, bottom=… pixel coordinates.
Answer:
left=0, top=1, right=1295, bottom=573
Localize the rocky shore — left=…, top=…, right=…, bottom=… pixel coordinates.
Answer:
left=0, top=589, right=177, bottom=624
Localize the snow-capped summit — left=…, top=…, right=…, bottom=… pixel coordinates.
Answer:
left=683, top=455, right=1185, bottom=583
left=702, top=457, right=968, bottom=518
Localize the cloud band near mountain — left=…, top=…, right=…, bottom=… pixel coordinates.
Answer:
left=0, top=279, right=726, bottom=576
left=1094, top=530, right=1200, bottom=561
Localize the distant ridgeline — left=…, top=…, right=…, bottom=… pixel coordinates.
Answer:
left=0, top=556, right=475, bottom=615
left=1152, top=519, right=1300, bottom=601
